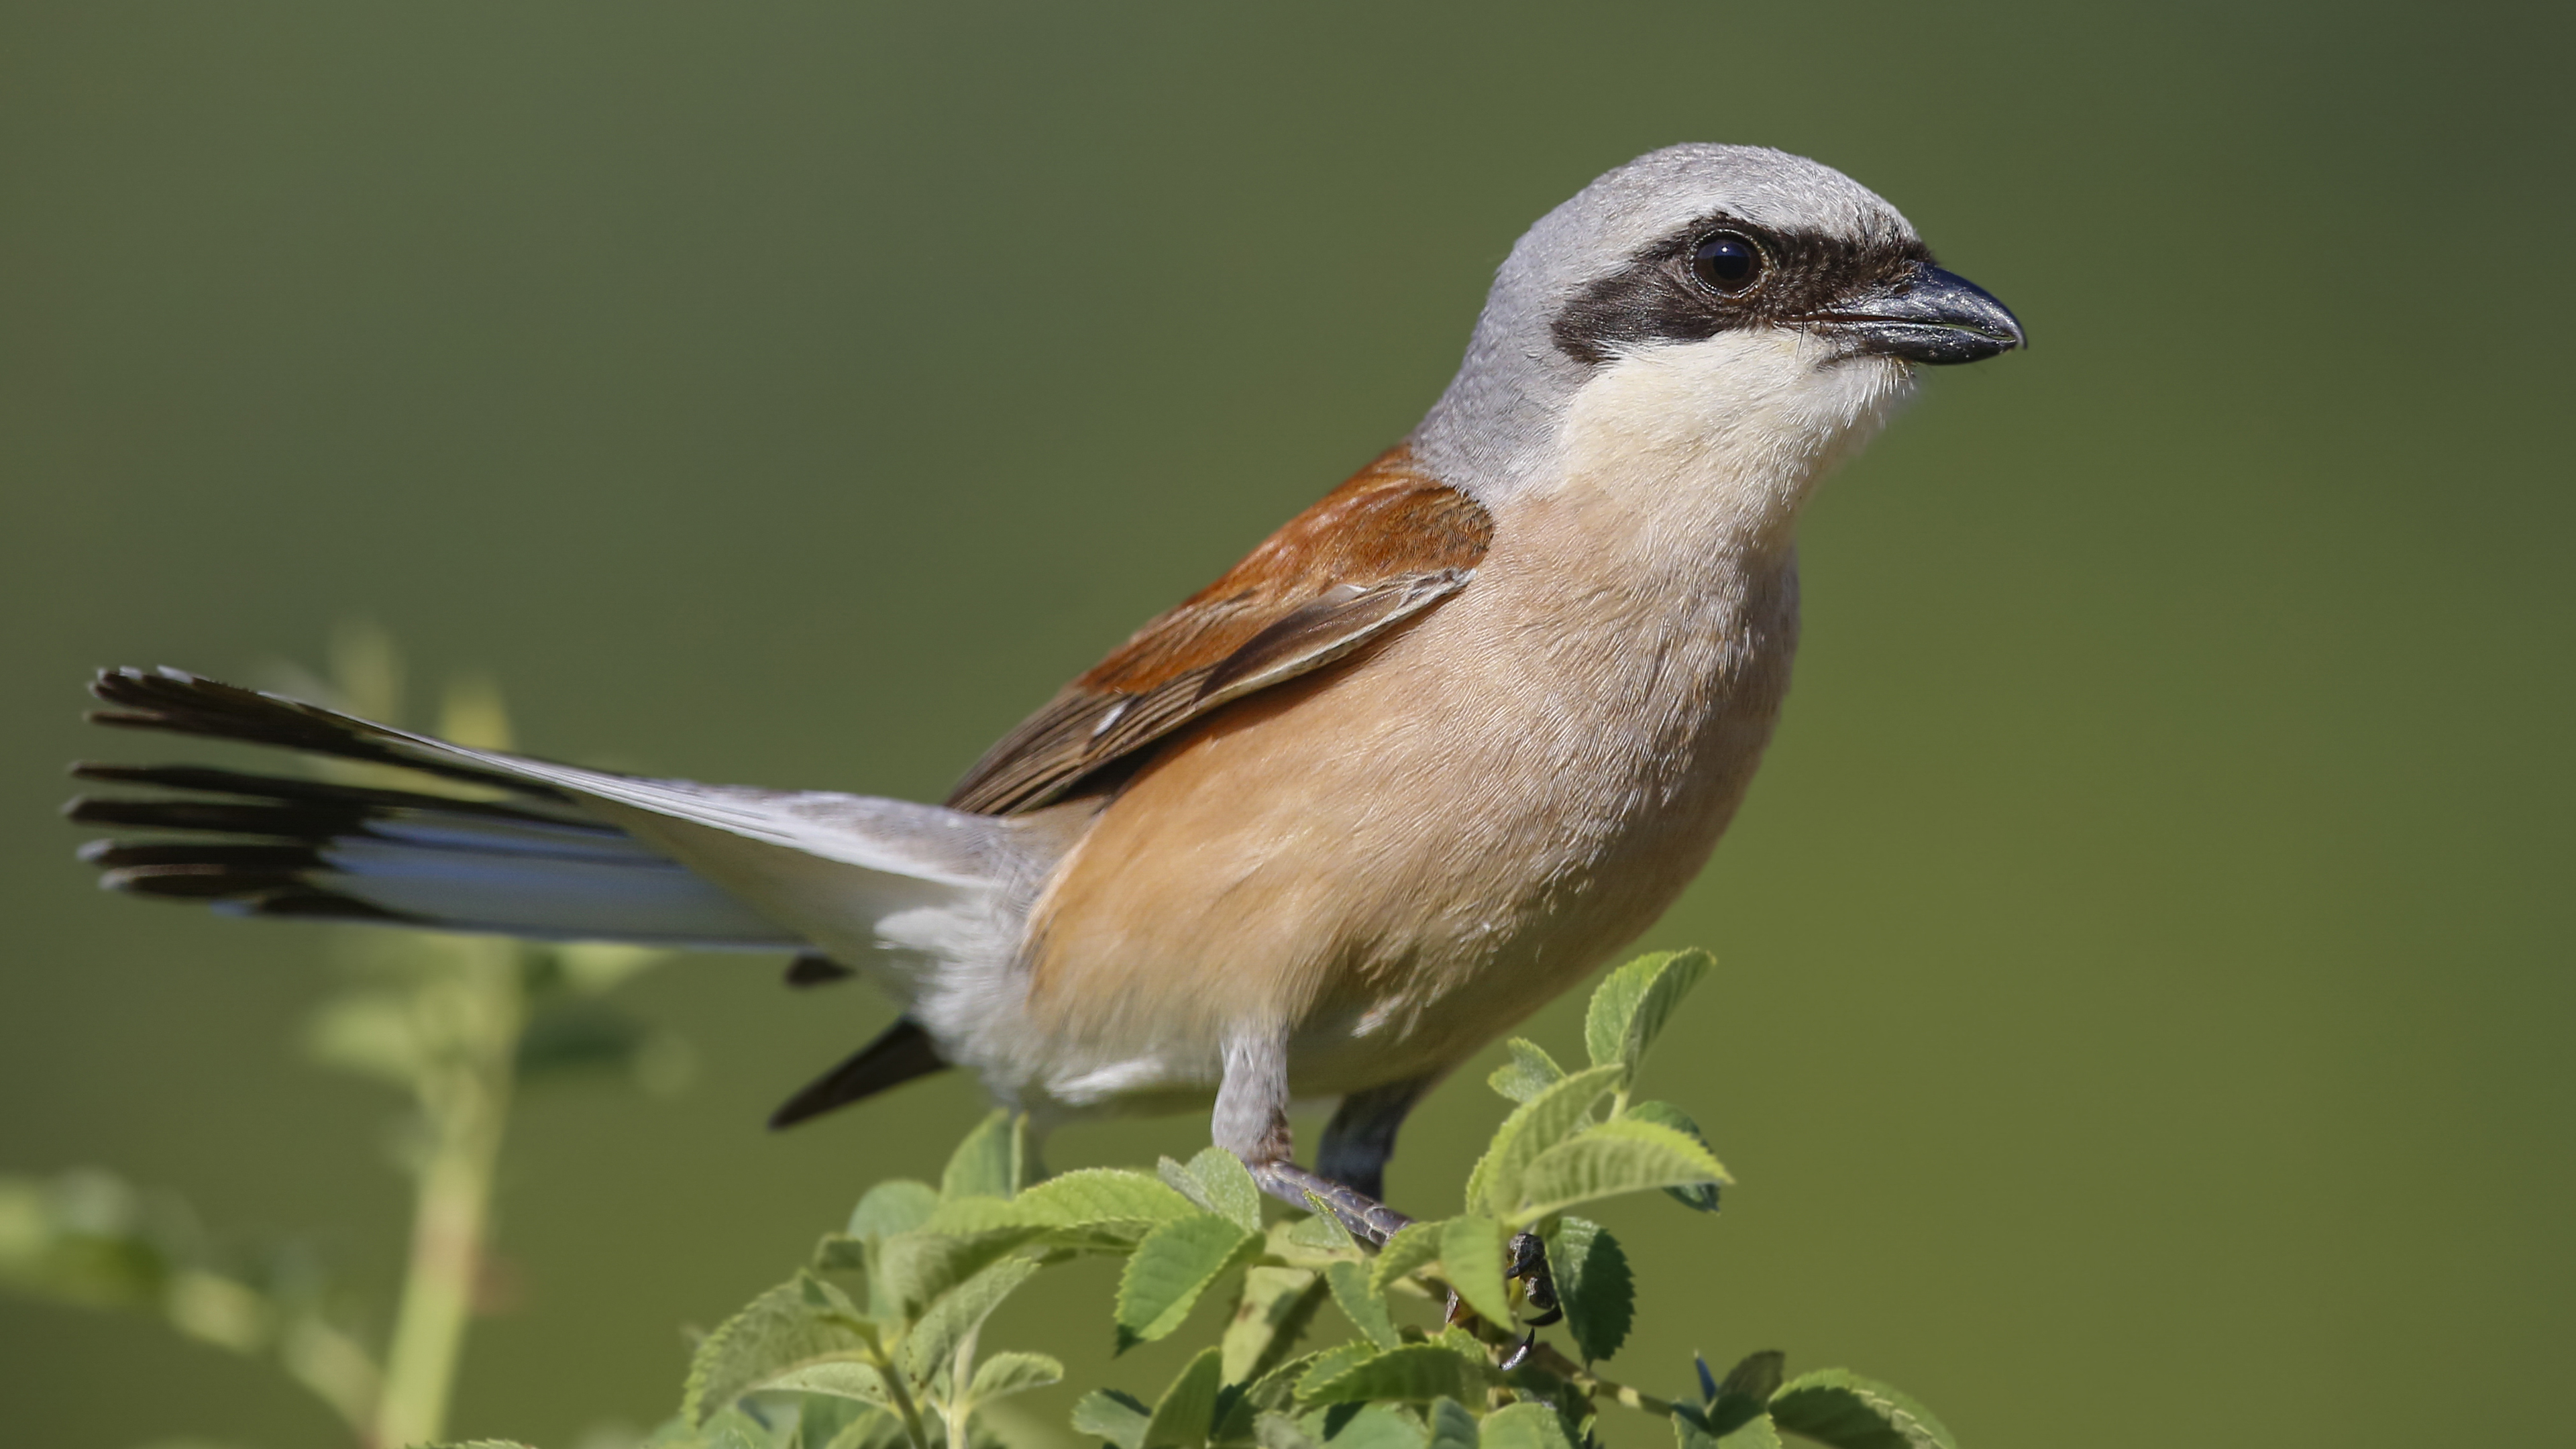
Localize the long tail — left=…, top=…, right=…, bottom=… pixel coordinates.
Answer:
left=68, top=667, right=1036, bottom=1120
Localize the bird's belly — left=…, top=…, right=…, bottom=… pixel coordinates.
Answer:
left=1008, top=561, right=1799, bottom=1110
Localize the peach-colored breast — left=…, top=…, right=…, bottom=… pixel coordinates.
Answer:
left=1019, top=492, right=1803, bottom=1100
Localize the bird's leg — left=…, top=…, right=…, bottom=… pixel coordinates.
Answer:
left=1215, top=1030, right=1415, bottom=1244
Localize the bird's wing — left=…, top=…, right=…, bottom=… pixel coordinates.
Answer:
left=947, top=446, right=1493, bottom=816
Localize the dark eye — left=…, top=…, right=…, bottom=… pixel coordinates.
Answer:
left=1690, top=232, right=1764, bottom=294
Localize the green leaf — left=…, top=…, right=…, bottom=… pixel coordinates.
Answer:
left=1304, top=1403, right=1428, bottom=1449
left=1677, top=1407, right=1780, bottom=1449
left=1466, top=1063, right=1625, bottom=1218
left=1142, top=1345, right=1226, bottom=1449
left=847, top=1180, right=943, bottom=1242
left=1283, top=1211, right=1359, bottom=1256
left=1224, top=1267, right=1327, bottom=1385
left=818, top=1405, right=911, bottom=1449
left=1308, top=1402, right=1432, bottom=1444
left=969, top=1350, right=1065, bottom=1404
left=1367, top=1221, right=1446, bottom=1298
left=759, top=1360, right=898, bottom=1408
left=1322, top=1261, right=1401, bottom=1349
left=1294, top=1341, right=1383, bottom=1399
left=1253, top=1411, right=1322, bottom=1449
left=1015, top=1169, right=1201, bottom=1242
left=1485, top=1040, right=1566, bottom=1105
left=1719, top=1417, right=1782, bottom=1449
left=1540, top=1217, right=1630, bottom=1362
left=1582, top=949, right=1713, bottom=1072
left=898, top=1252, right=1045, bottom=1383
left=1438, top=1216, right=1514, bottom=1327
left=875, top=1224, right=1046, bottom=1323
left=1185, top=1146, right=1265, bottom=1233
left=1623, top=1102, right=1723, bottom=1212
left=1075, top=1389, right=1155, bottom=1449
left=1426, top=1399, right=1480, bottom=1449
left=682, top=1273, right=873, bottom=1426
left=1478, top=1403, right=1573, bottom=1449
left=1507, top=1119, right=1733, bottom=1226
left=943, top=1110, right=1028, bottom=1201
left=1303, top=1342, right=1496, bottom=1405
left=1766, top=1371, right=1955, bottom=1449
left=1116, top=1214, right=1261, bottom=1351
left=1709, top=1351, right=1785, bottom=1434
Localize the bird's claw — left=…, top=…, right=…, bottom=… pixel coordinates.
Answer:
left=1509, top=1230, right=1562, bottom=1326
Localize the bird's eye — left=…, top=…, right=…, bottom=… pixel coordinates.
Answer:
left=1690, top=232, right=1764, bottom=294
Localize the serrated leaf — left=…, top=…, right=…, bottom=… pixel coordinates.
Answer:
left=1368, top=1221, right=1446, bottom=1298
left=1075, top=1389, right=1155, bottom=1449
left=1322, top=1260, right=1401, bottom=1349
left=1623, top=1102, right=1723, bottom=1212
left=682, top=1273, right=873, bottom=1425
left=1143, top=1345, right=1226, bottom=1449
left=1283, top=1212, right=1359, bottom=1256
left=1240, top=1348, right=1326, bottom=1415
left=1303, top=1342, right=1496, bottom=1405
left=847, top=1180, right=943, bottom=1242
left=876, top=1225, right=1046, bottom=1322
left=759, top=1360, right=898, bottom=1407
left=1540, top=1217, right=1629, bottom=1362
left=1766, top=1371, right=1954, bottom=1449
left=1507, top=1119, right=1733, bottom=1226
left=1294, top=1341, right=1383, bottom=1399
left=1185, top=1146, right=1265, bottom=1232
left=969, top=1350, right=1065, bottom=1404
left=1015, top=1169, right=1201, bottom=1240
left=1478, top=1403, right=1572, bottom=1449
left=1116, top=1214, right=1261, bottom=1351
left=898, top=1252, right=1044, bottom=1382
left=1438, top=1216, right=1514, bottom=1327
left=1425, top=1399, right=1479, bottom=1449
left=1486, top=1040, right=1566, bottom=1105
left=1710, top=1351, right=1785, bottom=1434
left=1582, top=949, right=1713, bottom=1072
left=1225, top=1267, right=1327, bottom=1385
left=1678, top=1407, right=1777, bottom=1449
left=943, top=1110, right=1026, bottom=1201
left=1466, top=1064, right=1625, bottom=1218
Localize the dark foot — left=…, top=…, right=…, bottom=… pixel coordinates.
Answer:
left=1254, top=1161, right=1413, bottom=1245
left=1509, top=1230, right=1562, bottom=1326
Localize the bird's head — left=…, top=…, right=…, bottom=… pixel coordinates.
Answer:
left=1413, top=144, right=2023, bottom=518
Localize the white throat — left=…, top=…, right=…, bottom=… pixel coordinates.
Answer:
left=1535, top=331, right=1917, bottom=572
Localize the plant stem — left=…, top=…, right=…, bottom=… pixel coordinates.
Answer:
left=371, top=940, right=525, bottom=1449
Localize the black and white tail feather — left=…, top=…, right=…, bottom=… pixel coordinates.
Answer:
left=68, top=667, right=1030, bottom=1124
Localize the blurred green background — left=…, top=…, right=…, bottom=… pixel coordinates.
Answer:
left=4, top=3, right=2570, bottom=1446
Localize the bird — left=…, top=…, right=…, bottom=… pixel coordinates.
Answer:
left=65, top=144, right=2021, bottom=1245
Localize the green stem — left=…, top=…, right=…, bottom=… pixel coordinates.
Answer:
left=866, top=1335, right=935, bottom=1449
left=943, top=1322, right=983, bottom=1449
left=371, top=941, right=525, bottom=1449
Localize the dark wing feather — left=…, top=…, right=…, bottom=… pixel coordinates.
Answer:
left=947, top=447, right=1492, bottom=815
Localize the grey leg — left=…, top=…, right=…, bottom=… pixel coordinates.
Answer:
left=1214, top=1029, right=1416, bottom=1244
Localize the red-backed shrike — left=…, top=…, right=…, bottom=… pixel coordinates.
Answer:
left=70, top=144, right=2022, bottom=1238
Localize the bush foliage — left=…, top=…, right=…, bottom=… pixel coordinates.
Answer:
left=525, top=951, right=1955, bottom=1449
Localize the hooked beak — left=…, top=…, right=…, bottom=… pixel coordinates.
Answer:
left=1799, top=264, right=2025, bottom=365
